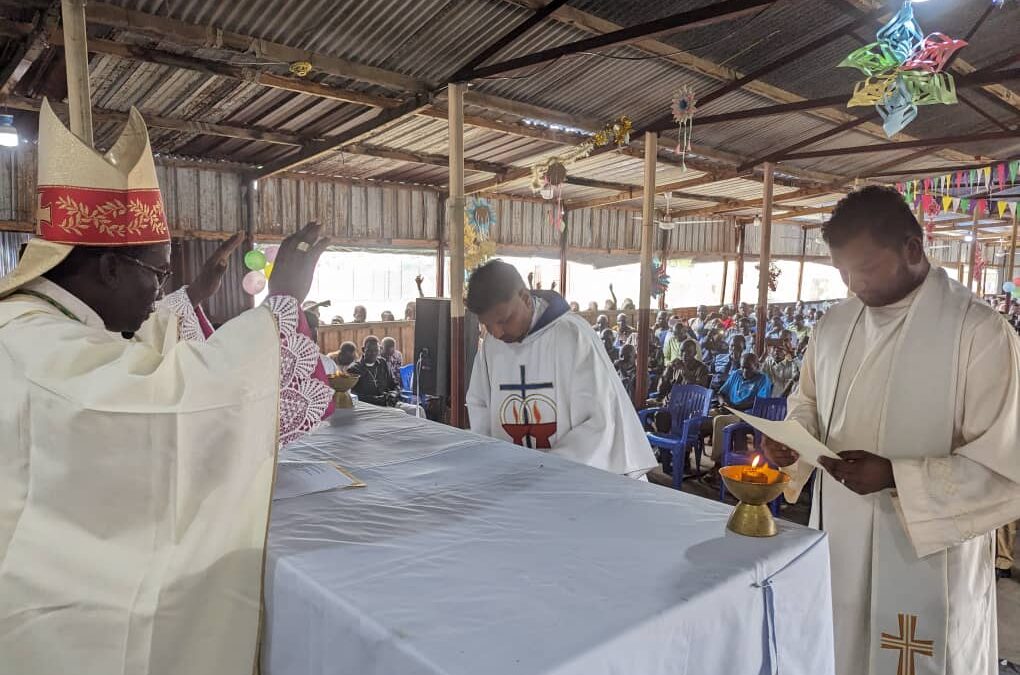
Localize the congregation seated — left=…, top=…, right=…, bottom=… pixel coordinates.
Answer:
left=614, top=312, right=634, bottom=347
left=353, top=305, right=367, bottom=323
left=329, top=341, right=358, bottom=369
left=586, top=301, right=599, bottom=312
left=652, top=310, right=671, bottom=346
left=349, top=336, right=401, bottom=407
left=381, top=310, right=395, bottom=321
left=593, top=313, right=610, bottom=334
left=331, top=315, right=345, bottom=324
left=569, top=301, right=580, bottom=312
left=663, top=321, right=696, bottom=364
left=765, top=314, right=786, bottom=340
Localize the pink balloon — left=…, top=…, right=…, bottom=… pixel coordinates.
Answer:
left=242, top=270, right=267, bottom=295
left=264, top=245, right=280, bottom=263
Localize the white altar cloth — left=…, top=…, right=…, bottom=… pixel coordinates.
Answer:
left=264, top=404, right=834, bottom=675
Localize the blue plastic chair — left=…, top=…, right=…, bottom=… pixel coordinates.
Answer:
left=399, top=363, right=420, bottom=405
left=638, top=385, right=712, bottom=489
left=719, top=397, right=788, bottom=511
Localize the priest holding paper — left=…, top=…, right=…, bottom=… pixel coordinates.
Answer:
left=763, top=186, right=1020, bottom=675
left=0, top=101, right=333, bottom=674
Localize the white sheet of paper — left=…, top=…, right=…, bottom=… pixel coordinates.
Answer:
left=726, top=409, right=841, bottom=467
left=274, top=461, right=360, bottom=501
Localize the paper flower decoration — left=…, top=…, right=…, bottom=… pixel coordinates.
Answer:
left=651, top=258, right=670, bottom=298
left=671, top=85, right=698, bottom=170
left=467, top=196, right=495, bottom=237
left=839, top=0, right=966, bottom=137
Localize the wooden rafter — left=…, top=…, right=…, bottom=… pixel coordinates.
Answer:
left=460, top=0, right=783, bottom=80
left=780, top=130, right=1020, bottom=161
left=674, top=185, right=843, bottom=218
left=654, top=67, right=1020, bottom=129
left=0, top=7, right=55, bottom=97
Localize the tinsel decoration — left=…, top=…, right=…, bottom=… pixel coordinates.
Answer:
left=670, top=85, right=698, bottom=170
left=529, top=116, right=632, bottom=197
left=651, top=258, right=670, bottom=298
left=755, top=262, right=782, bottom=293
left=289, top=61, right=313, bottom=77
left=463, top=222, right=496, bottom=272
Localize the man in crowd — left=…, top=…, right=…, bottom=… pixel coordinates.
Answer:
left=614, top=312, right=634, bottom=346
left=381, top=336, right=404, bottom=385
left=615, top=343, right=637, bottom=398
left=0, top=101, right=333, bottom=674
left=709, top=333, right=746, bottom=393
left=331, top=341, right=358, bottom=369
left=655, top=338, right=710, bottom=404
left=593, top=313, right=610, bottom=334
left=663, top=320, right=695, bottom=364
left=349, top=336, right=402, bottom=407
left=601, top=328, right=619, bottom=361
left=381, top=310, right=395, bottom=321
left=710, top=353, right=772, bottom=466
left=653, top=310, right=671, bottom=346
left=404, top=301, right=416, bottom=321
left=763, top=186, right=1020, bottom=675
left=688, top=304, right=708, bottom=337
left=466, top=260, right=656, bottom=478
left=790, top=313, right=810, bottom=347
left=783, top=304, right=796, bottom=328
left=760, top=339, right=800, bottom=397
left=353, top=305, right=367, bottom=322
left=765, top=314, right=786, bottom=340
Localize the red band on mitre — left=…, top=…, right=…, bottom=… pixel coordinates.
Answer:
left=37, top=185, right=170, bottom=246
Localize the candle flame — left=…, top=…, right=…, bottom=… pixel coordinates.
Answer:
left=751, top=455, right=761, bottom=469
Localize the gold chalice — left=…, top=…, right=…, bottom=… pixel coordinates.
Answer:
left=327, top=371, right=360, bottom=409
left=719, top=458, right=790, bottom=538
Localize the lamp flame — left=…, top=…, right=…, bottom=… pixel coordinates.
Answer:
left=751, top=455, right=761, bottom=469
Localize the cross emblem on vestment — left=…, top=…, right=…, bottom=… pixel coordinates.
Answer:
left=498, top=365, right=553, bottom=426
left=880, top=613, right=934, bottom=675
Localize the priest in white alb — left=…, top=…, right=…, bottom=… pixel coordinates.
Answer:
left=763, top=186, right=1020, bottom=675
left=466, top=259, right=657, bottom=478
left=0, top=100, right=335, bottom=674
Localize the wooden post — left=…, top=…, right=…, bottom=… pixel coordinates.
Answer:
left=559, top=229, right=568, bottom=299
left=436, top=192, right=446, bottom=297
left=795, top=226, right=807, bottom=302
left=633, top=131, right=657, bottom=408
left=732, top=223, right=745, bottom=307
left=720, top=258, right=729, bottom=306
left=242, top=179, right=258, bottom=309
left=755, top=162, right=775, bottom=356
left=967, top=209, right=980, bottom=291
left=61, top=0, right=93, bottom=147
left=1007, top=212, right=1019, bottom=313
left=957, top=240, right=965, bottom=283
left=657, top=229, right=669, bottom=311
left=448, top=83, right=466, bottom=428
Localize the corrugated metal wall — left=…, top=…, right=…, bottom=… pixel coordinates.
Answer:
left=157, top=164, right=244, bottom=234
left=744, top=222, right=830, bottom=258
left=0, top=231, right=30, bottom=278
left=258, top=175, right=440, bottom=244
left=0, top=147, right=36, bottom=224
left=170, top=238, right=251, bottom=325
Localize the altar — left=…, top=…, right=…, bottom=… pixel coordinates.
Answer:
left=263, top=404, right=835, bottom=675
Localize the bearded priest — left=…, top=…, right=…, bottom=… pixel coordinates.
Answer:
left=764, top=186, right=1020, bottom=675
left=0, top=100, right=334, bottom=674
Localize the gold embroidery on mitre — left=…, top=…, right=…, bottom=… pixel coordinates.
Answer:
left=127, top=198, right=167, bottom=236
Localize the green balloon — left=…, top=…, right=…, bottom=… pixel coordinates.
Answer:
left=244, top=249, right=267, bottom=271
left=1013, top=288, right=1020, bottom=299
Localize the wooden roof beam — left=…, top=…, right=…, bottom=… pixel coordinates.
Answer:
left=2, top=94, right=310, bottom=146
left=781, top=130, right=1020, bottom=161
left=656, top=67, right=1020, bottom=129
left=0, top=7, right=55, bottom=97
left=675, top=185, right=843, bottom=218
left=345, top=143, right=508, bottom=176
left=460, top=0, right=782, bottom=80
left=565, top=171, right=747, bottom=210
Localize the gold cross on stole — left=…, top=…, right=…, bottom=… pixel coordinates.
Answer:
left=880, top=613, right=934, bottom=675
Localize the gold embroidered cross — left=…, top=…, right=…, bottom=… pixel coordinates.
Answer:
left=880, top=613, right=934, bottom=675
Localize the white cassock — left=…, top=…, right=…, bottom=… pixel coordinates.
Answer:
left=784, top=266, right=1020, bottom=675
left=467, top=291, right=657, bottom=478
left=0, top=278, right=332, bottom=675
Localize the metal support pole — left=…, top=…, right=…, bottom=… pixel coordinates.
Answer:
left=634, top=131, right=657, bottom=408
left=448, top=83, right=466, bottom=428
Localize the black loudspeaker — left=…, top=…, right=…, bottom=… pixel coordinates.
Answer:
left=413, top=298, right=479, bottom=397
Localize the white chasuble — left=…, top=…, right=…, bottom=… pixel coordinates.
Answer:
left=0, top=281, right=327, bottom=675
left=784, top=267, right=1020, bottom=675
left=467, top=292, right=656, bottom=477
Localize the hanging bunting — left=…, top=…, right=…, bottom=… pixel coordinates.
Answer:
left=952, top=197, right=961, bottom=212
left=976, top=199, right=987, bottom=216
left=942, top=195, right=953, bottom=212
left=1010, top=160, right=1019, bottom=184
left=983, top=166, right=992, bottom=189
left=839, top=0, right=965, bottom=137
left=960, top=198, right=970, bottom=213
left=997, top=164, right=1007, bottom=191
left=999, top=201, right=1009, bottom=218
left=670, top=85, right=698, bottom=170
